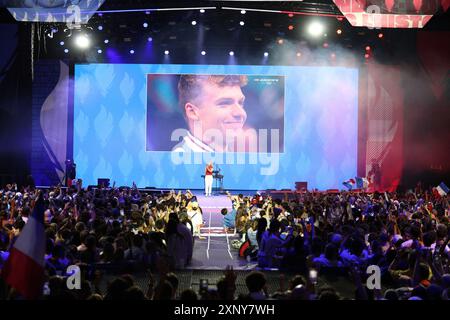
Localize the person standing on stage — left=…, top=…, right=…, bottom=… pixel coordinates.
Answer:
left=205, top=161, right=213, bottom=197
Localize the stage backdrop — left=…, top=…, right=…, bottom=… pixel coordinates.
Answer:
left=73, top=64, right=359, bottom=190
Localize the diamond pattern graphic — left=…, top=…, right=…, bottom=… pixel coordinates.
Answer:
left=95, top=64, right=116, bottom=96
left=120, top=72, right=135, bottom=105
left=94, top=105, right=114, bottom=147
left=74, top=110, right=89, bottom=142
left=118, top=151, right=133, bottom=179
left=74, top=64, right=358, bottom=189
left=119, top=112, right=134, bottom=143
left=75, top=74, right=91, bottom=105
left=93, top=157, right=112, bottom=182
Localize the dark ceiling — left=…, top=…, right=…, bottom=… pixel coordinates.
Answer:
left=0, top=1, right=448, bottom=64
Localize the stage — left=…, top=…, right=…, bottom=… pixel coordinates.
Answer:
left=188, top=194, right=255, bottom=270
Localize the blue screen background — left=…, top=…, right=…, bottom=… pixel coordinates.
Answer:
left=74, top=64, right=358, bottom=190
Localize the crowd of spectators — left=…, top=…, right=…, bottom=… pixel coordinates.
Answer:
left=0, top=181, right=449, bottom=300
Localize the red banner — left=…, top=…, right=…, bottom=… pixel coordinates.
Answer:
left=333, top=0, right=448, bottom=28
left=365, top=64, right=404, bottom=192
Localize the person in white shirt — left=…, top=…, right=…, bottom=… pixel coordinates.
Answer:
left=187, top=201, right=205, bottom=239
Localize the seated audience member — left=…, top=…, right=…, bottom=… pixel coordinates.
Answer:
left=235, top=207, right=250, bottom=241
left=400, top=225, right=422, bottom=249
left=221, top=207, right=236, bottom=231
left=256, top=217, right=268, bottom=248
left=242, top=271, right=267, bottom=300
left=149, top=219, right=167, bottom=250
left=258, top=219, right=292, bottom=269
left=247, top=219, right=259, bottom=250
left=187, top=201, right=204, bottom=239
left=0, top=182, right=449, bottom=300
left=313, top=243, right=345, bottom=268
left=124, top=234, right=145, bottom=262
left=180, top=289, right=198, bottom=301
left=340, top=237, right=370, bottom=267
left=165, top=213, right=193, bottom=269
left=165, top=272, right=180, bottom=299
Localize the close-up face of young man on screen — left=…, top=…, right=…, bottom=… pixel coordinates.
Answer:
left=177, top=75, right=248, bottom=152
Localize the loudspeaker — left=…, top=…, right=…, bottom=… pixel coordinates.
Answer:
left=97, top=178, right=110, bottom=188
left=295, top=181, right=308, bottom=191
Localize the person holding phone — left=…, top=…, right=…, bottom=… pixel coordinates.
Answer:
left=199, top=279, right=209, bottom=293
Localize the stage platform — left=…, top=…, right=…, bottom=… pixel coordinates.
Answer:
left=36, top=186, right=367, bottom=195
left=189, top=194, right=250, bottom=270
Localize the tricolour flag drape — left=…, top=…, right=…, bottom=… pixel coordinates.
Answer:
left=2, top=195, right=46, bottom=299
left=355, top=177, right=370, bottom=189
left=436, top=182, right=449, bottom=197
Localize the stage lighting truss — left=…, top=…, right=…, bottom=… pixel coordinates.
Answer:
left=44, top=25, right=59, bottom=39
left=220, top=1, right=343, bottom=18
left=63, top=24, right=93, bottom=38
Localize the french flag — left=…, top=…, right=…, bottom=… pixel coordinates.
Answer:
left=436, top=182, right=449, bottom=197
left=2, top=194, right=46, bottom=299
left=343, top=178, right=356, bottom=190
left=355, top=177, right=369, bottom=189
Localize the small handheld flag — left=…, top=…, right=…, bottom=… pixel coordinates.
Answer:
left=343, top=178, right=356, bottom=190
left=436, top=182, right=449, bottom=197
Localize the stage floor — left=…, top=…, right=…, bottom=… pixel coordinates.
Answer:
left=188, top=194, right=256, bottom=270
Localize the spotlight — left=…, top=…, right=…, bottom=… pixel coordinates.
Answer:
left=296, top=52, right=301, bottom=57
left=278, top=39, right=284, bottom=45
left=365, top=46, right=371, bottom=51
left=264, top=52, right=269, bottom=57
left=98, top=25, right=103, bottom=31
left=143, top=22, right=148, bottom=28
left=104, top=39, right=109, bottom=44
left=200, top=9, right=205, bottom=13
left=241, top=10, right=246, bottom=14
left=148, top=37, right=153, bottom=42
left=130, top=49, right=135, bottom=54
left=164, top=50, right=170, bottom=55
left=288, top=25, right=294, bottom=31
left=60, top=41, right=65, bottom=46
left=145, top=11, right=151, bottom=15
left=192, top=20, right=197, bottom=26
left=323, top=42, right=329, bottom=48
left=378, top=33, right=384, bottom=38
left=288, top=13, right=294, bottom=18
left=97, top=49, right=102, bottom=54
left=365, top=53, right=370, bottom=59
left=64, top=49, right=69, bottom=53
left=239, top=21, right=245, bottom=26
left=229, top=51, right=234, bottom=56
left=308, top=21, right=324, bottom=37
left=201, top=50, right=206, bottom=56
left=74, top=34, right=90, bottom=49
left=337, top=29, right=342, bottom=35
